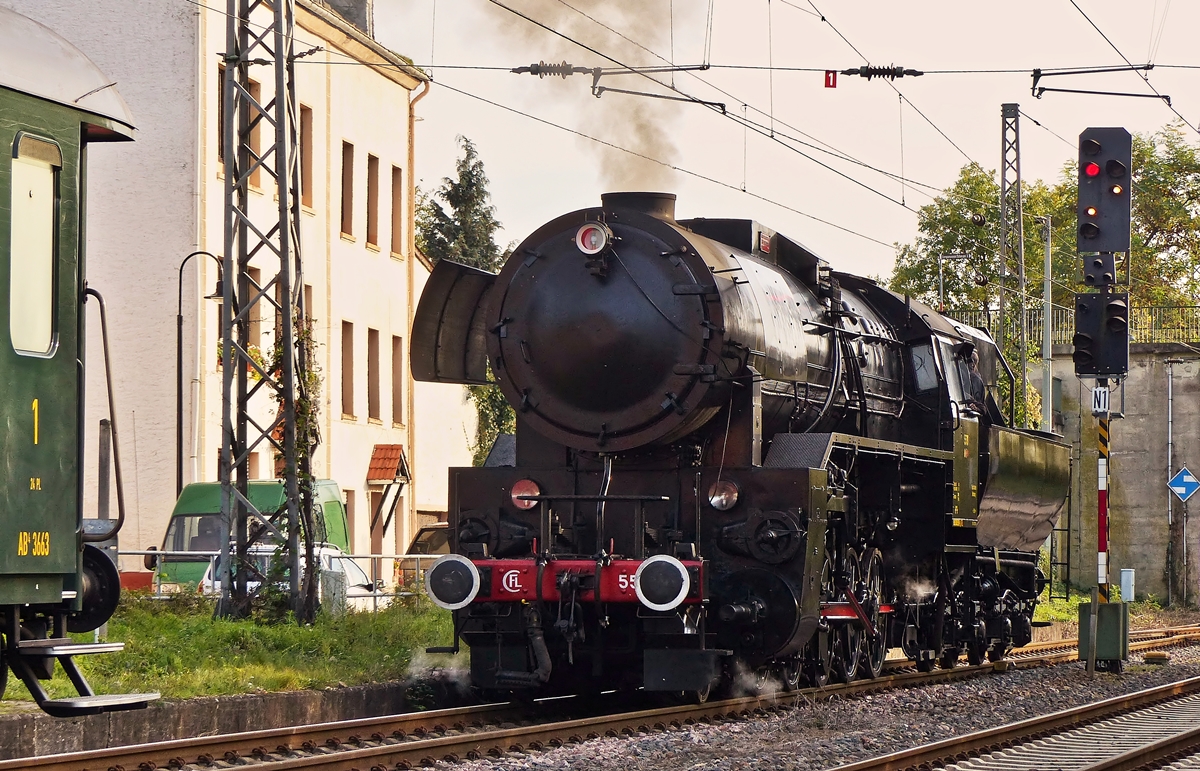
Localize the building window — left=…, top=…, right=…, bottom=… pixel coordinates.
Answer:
left=370, top=490, right=384, bottom=557
left=303, top=283, right=313, bottom=322
left=345, top=489, right=356, bottom=551
left=217, top=65, right=225, bottom=164
left=367, top=328, right=381, bottom=421
left=390, top=166, right=404, bottom=255
left=247, top=266, right=262, bottom=351
left=366, top=154, right=379, bottom=247
left=392, top=335, right=404, bottom=425
left=248, top=78, right=262, bottom=188
left=341, top=320, right=354, bottom=418
left=340, top=141, right=354, bottom=236
left=9, top=134, right=60, bottom=357
left=299, top=105, right=313, bottom=208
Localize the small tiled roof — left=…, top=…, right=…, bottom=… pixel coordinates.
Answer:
left=367, top=444, right=410, bottom=483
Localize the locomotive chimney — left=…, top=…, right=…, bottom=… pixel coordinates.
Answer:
left=601, top=191, right=676, bottom=221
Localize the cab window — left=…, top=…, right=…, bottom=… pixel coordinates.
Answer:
left=909, top=343, right=939, bottom=393
left=9, top=134, right=61, bottom=356
left=408, top=526, right=450, bottom=555
left=163, top=514, right=223, bottom=557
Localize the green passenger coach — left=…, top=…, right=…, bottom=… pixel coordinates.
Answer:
left=0, top=6, right=158, bottom=716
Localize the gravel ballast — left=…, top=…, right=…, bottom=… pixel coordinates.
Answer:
left=441, top=646, right=1200, bottom=771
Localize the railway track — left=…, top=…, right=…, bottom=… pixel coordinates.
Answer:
left=11, top=625, right=1200, bottom=771
left=830, top=675, right=1200, bottom=771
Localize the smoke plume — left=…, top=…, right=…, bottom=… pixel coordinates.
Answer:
left=474, top=0, right=683, bottom=190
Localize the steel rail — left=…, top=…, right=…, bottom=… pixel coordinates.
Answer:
left=830, top=676, right=1200, bottom=771
left=11, top=627, right=1200, bottom=771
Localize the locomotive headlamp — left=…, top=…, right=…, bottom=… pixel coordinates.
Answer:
left=575, top=222, right=611, bottom=255
left=425, top=554, right=481, bottom=610
left=511, top=478, right=541, bottom=510
left=634, top=554, right=691, bottom=612
left=707, top=479, right=740, bottom=511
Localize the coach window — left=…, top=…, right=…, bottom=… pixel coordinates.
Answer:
left=9, top=133, right=61, bottom=357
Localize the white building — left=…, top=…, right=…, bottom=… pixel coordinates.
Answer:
left=1, top=0, right=475, bottom=568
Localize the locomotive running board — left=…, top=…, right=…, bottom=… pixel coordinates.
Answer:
left=9, top=639, right=159, bottom=717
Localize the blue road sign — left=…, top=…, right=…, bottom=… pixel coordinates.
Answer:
left=1169, top=467, right=1200, bottom=503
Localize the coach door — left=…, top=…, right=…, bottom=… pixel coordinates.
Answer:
left=0, top=131, right=78, bottom=600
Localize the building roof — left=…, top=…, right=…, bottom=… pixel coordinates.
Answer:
left=367, top=444, right=411, bottom=484
left=0, top=7, right=135, bottom=139
left=298, top=0, right=428, bottom=87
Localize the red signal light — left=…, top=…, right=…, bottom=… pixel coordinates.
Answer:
left=1084, top=162, right=1101, bottom=177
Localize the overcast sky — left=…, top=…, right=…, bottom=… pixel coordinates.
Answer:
left=375, top=0, right=1198, bottom=278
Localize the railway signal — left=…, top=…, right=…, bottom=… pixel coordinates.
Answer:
left=1072, top=127, right=1132, bottom=609
left=1072, top=291, right=1130, bottom=377
left=1076, top=127, right=1132, bottom=254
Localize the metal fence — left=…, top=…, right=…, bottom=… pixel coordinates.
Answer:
left=118, top=549, right=438, bottom=613
left=946, top=306, right=1200, bottom=346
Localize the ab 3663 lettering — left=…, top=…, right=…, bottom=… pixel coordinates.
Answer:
left=17, top=531, right=49, bottom=556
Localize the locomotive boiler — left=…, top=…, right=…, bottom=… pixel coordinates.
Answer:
left=414, top=192, right=1069, bottom=697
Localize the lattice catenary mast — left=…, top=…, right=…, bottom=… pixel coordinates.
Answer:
left=999, top=103, right=1028, bottom=425
left=217, top=0, right=315, bottom=618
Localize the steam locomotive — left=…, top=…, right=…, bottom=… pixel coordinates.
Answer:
left=414, top=192, right=1069, bottom=698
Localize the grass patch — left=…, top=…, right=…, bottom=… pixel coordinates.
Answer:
left=3, top=592, right=455, bottom=704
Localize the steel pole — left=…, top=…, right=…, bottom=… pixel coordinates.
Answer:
left=938, top=258, right=945, bottom=311
left=176, top=251, right=220, bottom=499
left=1167, top=358, right=1180, bottom=606
left=1098, top=386, right=1110, bottom=603
left=1042, top=217, right=1053, bottom=431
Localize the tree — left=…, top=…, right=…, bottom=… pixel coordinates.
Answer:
left=891, top=124, right=1200, bottom=314
left=888, top=124, right=1200, bottom=428
left=417, top=136, right=505, bottom=272
left=416, top=137, right=514, bottom=464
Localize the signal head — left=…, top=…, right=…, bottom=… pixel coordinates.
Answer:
left=1105, top=296, right=1128, bottom=333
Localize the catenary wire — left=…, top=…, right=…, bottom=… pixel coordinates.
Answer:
left=183, top=0, right=1065, bottom=273
left=195, top=0, right=1101, bottom=232
left=801, top=0, right=980, bottom=167
left=1067, top=0, right=1199, bottom=135
left=184, top=0, right=906, bottom=247
left=430, top=79, right=895, bottom=248
left=186, top=0, right=1189, bottom=300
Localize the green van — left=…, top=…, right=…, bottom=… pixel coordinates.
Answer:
left=149, top=480, right=350, bottom=587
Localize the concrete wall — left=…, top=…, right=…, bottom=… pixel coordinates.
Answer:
left=1045, top=344, right=1200, bottom=604
left=0, top=675, right=467, bottom=760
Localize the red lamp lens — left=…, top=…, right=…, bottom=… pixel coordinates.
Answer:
left=511, top=479, right=541, bottom=510
left=1084, top=162, right=1101, bottom=177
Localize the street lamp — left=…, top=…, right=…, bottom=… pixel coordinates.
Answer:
left=937, top=253, right=970, bottom=312
left=177, top=251, right=223, bottom=497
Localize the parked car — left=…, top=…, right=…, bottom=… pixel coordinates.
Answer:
left=396, top=522, right=449, bottom=587
left=200, top=543, right=388, bottom=612
left=146, top=479, right=350, bottom=590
